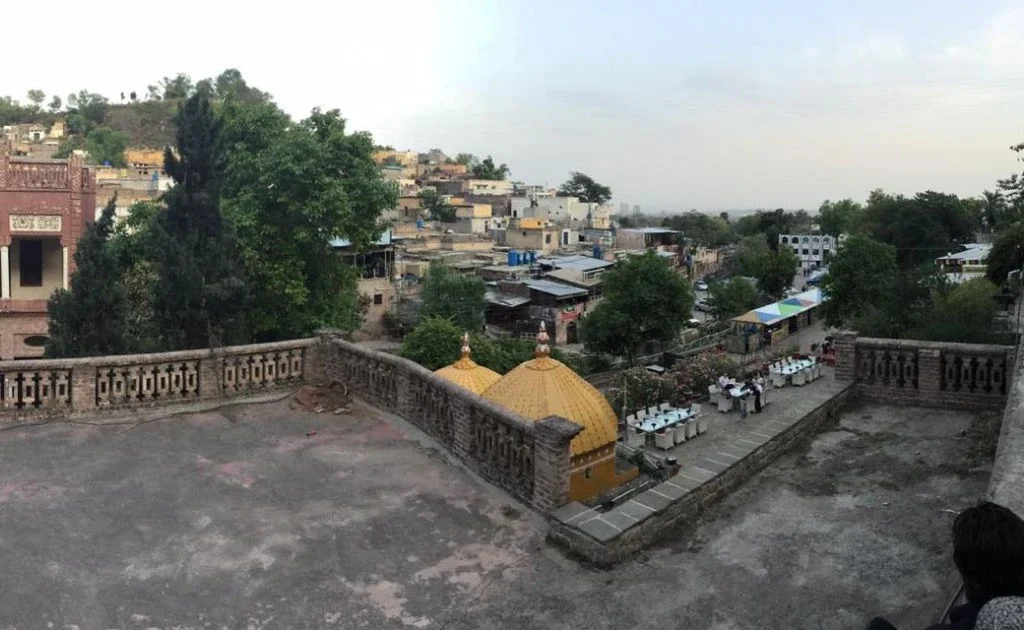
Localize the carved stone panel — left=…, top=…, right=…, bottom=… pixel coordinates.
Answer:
left=10, top=215, right=62, bottom=232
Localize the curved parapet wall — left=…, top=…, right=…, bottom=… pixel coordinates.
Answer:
left=988, top=338, right=1024, bottom=515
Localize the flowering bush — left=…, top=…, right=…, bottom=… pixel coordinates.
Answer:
left=606, top=367, right=674, bottom=417
left=666, top=352, right=742, bottom=405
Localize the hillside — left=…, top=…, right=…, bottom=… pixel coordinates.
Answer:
left=105, top=101, right=177, bottom=148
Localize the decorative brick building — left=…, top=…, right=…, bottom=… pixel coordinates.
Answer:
left=0, top=139, right=96, bottom=359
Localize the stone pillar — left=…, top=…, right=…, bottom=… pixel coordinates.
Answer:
left=62, top=246, right=69, bottom=289
left=532, top=415, right=582, bottom=512
left=917, top=347, right=942, bottom=400
left=0, top=245, right=9, bottom=299
left=199, top=353, right=223, bottom=399
left=71, top=366, right=97, bottom=413
left=834, top=331, right=858, bottom=382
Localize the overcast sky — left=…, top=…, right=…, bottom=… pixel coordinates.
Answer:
left=6, top=1, right=1024, bottom=211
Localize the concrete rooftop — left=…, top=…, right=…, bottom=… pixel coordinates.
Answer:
left=0, top=397, right=998, bottom=629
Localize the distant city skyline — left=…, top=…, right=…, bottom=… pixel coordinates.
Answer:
left=5, top=0, right=1024, bottom=211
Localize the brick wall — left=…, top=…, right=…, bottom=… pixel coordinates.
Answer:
left=320, top=333, right=579, bottom=510
left=836, top=335, right=1014, bottom=412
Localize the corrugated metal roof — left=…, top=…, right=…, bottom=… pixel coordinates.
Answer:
left=619, top=227, right=680, bottom=234
left=523, top=278, right=587, bottom=297
left=485, top=291, right=531, bottom=308
left=536, top=255, right=612, bottom=271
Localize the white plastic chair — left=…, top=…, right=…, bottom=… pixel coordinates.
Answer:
left=627, top=429, right=645, bottom=448
left=626, top=414, right=637, bottom=427
left=659, top=402, right=671, bottom=411
left=690, top=402, right=702, bottom=416
left=696, top=418, right=708, bottom=434
left=655, top=431, right=674, bottom=450
left=648, top=406, right=659, bottom=416
left=717, top=395, right=732, bottom=413
left=673, top=425, right=687, bottom=445
left=685, top=421, right=697, bottom=439
left=772, top=372, right=786, bottom=388
left=792, top=370, right=806, bottom=386
left=636, top=410, right=646, bottom=421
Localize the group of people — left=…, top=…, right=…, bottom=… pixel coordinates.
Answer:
left=868, top=501, right=1024, bottom=629
left=716, top=373, right=766, bottom=416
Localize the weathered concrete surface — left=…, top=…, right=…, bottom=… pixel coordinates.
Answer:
left=0, top=398, right=998, bottom=629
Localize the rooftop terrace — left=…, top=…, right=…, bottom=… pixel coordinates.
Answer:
left=0, top=394, right=996, bottom=628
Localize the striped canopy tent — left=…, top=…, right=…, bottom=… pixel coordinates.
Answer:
left=731, top=288, right=826, bottom=327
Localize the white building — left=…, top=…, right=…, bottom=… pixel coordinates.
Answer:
left=779, top=234, right=842, bottom=274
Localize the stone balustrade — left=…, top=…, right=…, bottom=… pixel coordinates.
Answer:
left=320, top=335, right=580, bottom=511
left=836, top=333, right=1016, bottom=411
left=0, top=338, right=317, bottom=416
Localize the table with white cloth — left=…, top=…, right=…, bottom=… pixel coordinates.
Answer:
left=770, top=358, right=816, bottom=386
left=637, top=407, right=695, bottom=434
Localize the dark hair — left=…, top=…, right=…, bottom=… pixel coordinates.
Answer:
left=953, top=501, right=1024, bottom=604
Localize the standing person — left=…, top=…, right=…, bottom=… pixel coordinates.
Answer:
left=753, top=375, right=764, bottom=413
left=865, top=501, right=1024, bottom=630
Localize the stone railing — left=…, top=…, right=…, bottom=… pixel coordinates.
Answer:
left=320, top=335, right=581, bottom=511
left=0, top=339, right=317, bottom=416
left=835, top=333, right=1016, bottom=411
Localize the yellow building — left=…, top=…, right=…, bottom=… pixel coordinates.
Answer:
left=434, top=334, right=501, bottom=395
left=484, top=323, right=636, bottom=502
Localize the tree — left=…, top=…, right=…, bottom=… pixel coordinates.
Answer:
left=558, top=172, right=612, bottom=204
left=129, top=91, right=137, bottom=102
left=418, top=263, right=486, bottom=332
left=83, top=127, right=129, bottom=167
left=912, top=278, right=1001, bottom=344
left=997, top=141, right=1024, bottom=215
left=399, top=316, right=466, bottom=370
left=194, top=79, right=215, bottom=100
left=419, top=189, right=456, bottom=222
left=661, top=211, right=733, bottom=246
left=161, top=73, right=194, bottom=100
left=48, top=95, right=61, bottom=112
left=732, top=235, right=798, bottom=298
left=819, top=235, right=899, bottom=328
left=580, top=252, right=693, bottom=363
left=108, top=201, right=163, bottom=353
left=987, top=222, right=1024, bottom=285
left=150, top=93, right=249, bottom=350
left=214, top=68, right=271, bottom=105
left=708, top=277, right=759, bottom=319
left=220, top=102, right=394, bottom=340
left=45, top=198, right=125, bottom=358
left=455, top=153, right=478, bottom=167
left=471, top=156, right=509, bottom=180
left=817, top=198, right=863, bottom=237
left=64, top=91, right=109, bottom=135
left=146, top=85, right=161, bottom=101
left=26, top=90, right=45, bottom=108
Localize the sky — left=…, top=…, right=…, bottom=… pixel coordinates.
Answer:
left=5, top=1, right=1024, bottom=212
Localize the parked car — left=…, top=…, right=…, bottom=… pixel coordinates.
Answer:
left=694, top=299, right=711, bottom=312
left=695, top=280, right=709, bottom=291
left=684, top=318, right=702, bottom=328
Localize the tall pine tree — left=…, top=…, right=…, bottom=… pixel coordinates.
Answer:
left=45, top=197, right=126, bottom=357
left=152, top=94, right=248, bottom=349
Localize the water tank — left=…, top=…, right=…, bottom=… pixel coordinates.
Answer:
left=416, top=219, right=424, bottom=230
left=593, top=245, right=602, bottom=260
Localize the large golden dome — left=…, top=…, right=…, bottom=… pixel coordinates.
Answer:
left=483, top=324, right=618, bottom=456
left=434, top=334, right=502, bottom=395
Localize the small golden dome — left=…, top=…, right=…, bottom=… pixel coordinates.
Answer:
left=434, top=333, right=501, bottom=395
left=484, top=323, right=617, bottom=456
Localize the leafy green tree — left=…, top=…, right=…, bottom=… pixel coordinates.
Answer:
left=84, top=126, right=129, bottom=167
left=817, top=198, right=863, bottom=237
left=732, top=235, right=798, bottom=298
left=558, top=172, right=612, bottom=204
left=661, top=211, right=733, bottom=246
left=212, top=69, right=272, bottom=105
left=64, top=90, right=109, bottom=135
left=45, top=198, right=125, bottom=357
left=580, top=252, right=693, bottom=363
left=471, top=155, right=509, bottom=180
left=399, top=317, right=465, bottom=370
left=419, top=263, right=487, bottom=332
left=987, top=222, right=1024, bottom=285
left=708, top=277, right=759, bottom=319
left=48, top=95, right=62, bottom=113
left=819, top=235, right=899, bottom=328
left=194, top=78, right=215, bottom=100
left=161, top=73, right=194, bottom=100
left=455, top=153, right=478, bottom=167
left=997, top=141, right=1024, bottom=214
left=220, top=101, right=394, bottom=339
left=108, top=201, right=163, bottom=352
left=150, top=93, right=249, bottom=350
left=418, top=189, right=456, bottom=222
left=912, top=278, right=1001, bottom=344
left=26, top=90, right=45, bottom=108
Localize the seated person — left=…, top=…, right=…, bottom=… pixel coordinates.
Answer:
left=866, top=501, right=1024, bottom=630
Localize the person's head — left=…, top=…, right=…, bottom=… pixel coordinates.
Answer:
left=953, top=502, right=1024, bottom=604
left=976, top=597, right=1024, bottom=630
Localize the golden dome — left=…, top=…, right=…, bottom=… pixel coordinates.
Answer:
left=434, top=333, right=502, bottom=395
left=483, top=323, right=618, bottom=457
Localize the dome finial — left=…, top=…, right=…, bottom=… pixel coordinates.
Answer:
left=460, top=332, right=471, bottom=358
left=535, top=321, right=551, bottom=358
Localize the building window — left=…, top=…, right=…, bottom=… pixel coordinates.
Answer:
left=522, top=231, right=527, bottom=237
left=19, top=239, right=43, bottom=287
left=793, top=248, right=799, bottom=255
left=802, top=249, right=809, bottom=255
left=545, top=234, right=552, bottom=244
left=373, top=294, right=383, bottom=305
left=812, top=249, right=819, bottom=256
left=781, top=236, right=789, bottom=244
left=584, top=467, right=592, bottom=479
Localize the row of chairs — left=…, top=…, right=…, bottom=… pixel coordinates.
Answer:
left=771, top=363, right=824, bottom=388
left=624, top=401, right=672, bottom=426
left=625, top=404, right=705, bottom=450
